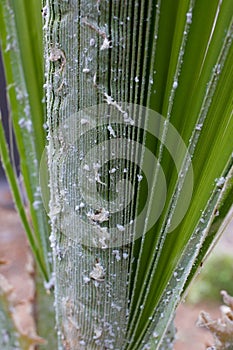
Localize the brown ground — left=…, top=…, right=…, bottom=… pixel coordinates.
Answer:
left=174, top=303, right=219, bottom=350
left=0, top=183, right=45, bottom=348
left=0, top=181, right=231, bottom=349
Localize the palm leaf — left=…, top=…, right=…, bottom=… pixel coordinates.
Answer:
left=0, top=0, right=50, bottom=280
left=0, top=0, right=232, bottom=349
left=43, top=0, right=233, bottom=349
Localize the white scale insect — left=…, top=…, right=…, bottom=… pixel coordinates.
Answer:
left=89, top=261, right=105, bottom=282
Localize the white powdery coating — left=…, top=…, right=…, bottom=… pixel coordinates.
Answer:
left=33, top=200, right=42, bottom=210
left=18, top=118, right=33, bottom=133
left=111, top=302, right=122, bottom=311
left=152, top=331, right=158, bottom=338
left=90, top=263, right=105, bottom=281
left=100, top=37, right=112, bottom=50
left=112, top=250, right=121, bottom=261
left=44, top=272, right=56, bottom=291
left=87, top=208, right=109, bottom=223
left=186, top=11, right=192, bottom=24
left=172, top=81, right=178, bottom=89
left=107, top=124, right=116, bottom=137
left=137, top=174, right=143, bottom=182
left=83, top=275, right=91, bottom=284
left=216, top=176, right=225, bottom=188
left=116, top=224, right=125, bottom=232
left=93, top=327, right=102, bottom=340
left=75, top=202, right=85, bottom=210
left=93, top=162, right=101, bottom=170
left=195, top=123, right=203, bottom=131
left=90, top=38, right=96, bottom=46
left=99, top=236, right=108, bottom=249
left=24, top=105, right=31, bottom=117
left=104, top=93, right=134, bottom=125
left=83, top=164, right=90, bottom=171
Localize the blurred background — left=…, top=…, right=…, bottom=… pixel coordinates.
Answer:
left=0, top=50, right=8, bottom=179
left=174, top=217, right=233, bottom=350
left=0, top=50, right=19, bottom=207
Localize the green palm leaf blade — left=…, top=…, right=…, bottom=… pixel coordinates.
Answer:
left=0, top=1, right=50, bottom=279
left=0, top=1, right=58, bottom=348
left=43, top=0, right=233, bottom=348
left=126, top=1, right=233, bottom=348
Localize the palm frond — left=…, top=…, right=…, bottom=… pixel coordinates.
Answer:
left=0, top=0, right=232, bottom=349
left=0, top=0, right=50, bottom=280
